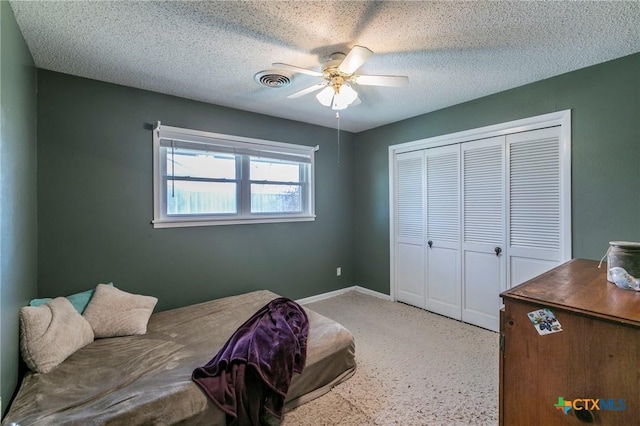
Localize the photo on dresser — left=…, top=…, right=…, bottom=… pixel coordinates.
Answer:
left=527, top=308, right=563, bottom=335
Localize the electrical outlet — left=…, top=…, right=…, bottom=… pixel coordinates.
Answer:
left=336, top=267, right=342, bottom=276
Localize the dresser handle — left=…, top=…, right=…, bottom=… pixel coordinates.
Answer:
left=428, top=240, right=433, bottom=248
left=495, top=247, right=502, bottom=256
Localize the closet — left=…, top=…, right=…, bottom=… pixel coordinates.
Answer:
left=391, top=111, right=571, bottom=332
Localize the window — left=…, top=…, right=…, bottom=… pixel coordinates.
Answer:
left=153, top=123, right=317, bottom=228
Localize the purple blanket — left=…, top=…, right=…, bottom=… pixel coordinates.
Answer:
left=192, top=297, right=309, bottom=425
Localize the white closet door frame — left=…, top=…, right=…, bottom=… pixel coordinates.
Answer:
left=389, top=110, right=571, bottom=303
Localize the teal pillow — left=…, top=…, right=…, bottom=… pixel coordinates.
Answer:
left=29, top=283, right=114, bottom=314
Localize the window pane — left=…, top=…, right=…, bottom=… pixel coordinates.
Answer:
left=251, top=184, right=301, bottom=213
left=167, top=181, right=236, bottom=215
left=167, top=149, right=236, bottom=179
left=250, top=157, right=300, bottom=182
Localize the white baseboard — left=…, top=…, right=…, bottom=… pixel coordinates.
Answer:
left=297, top=285, right=392, bottom=305
left=352, top=285, right=392, bottom=301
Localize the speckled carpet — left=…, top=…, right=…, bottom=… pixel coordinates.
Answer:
left=283, top=291, right=499, bottom=426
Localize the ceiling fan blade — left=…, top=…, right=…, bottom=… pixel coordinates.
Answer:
left=273, top=62, right=323, bottom=77
left=338, top=45, right=373, bottom=74
left=286, top=82, right=328, bottom=99
left=354, top=75, right=409, bottom=87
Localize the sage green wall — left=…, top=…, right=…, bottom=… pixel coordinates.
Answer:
left=354, top=53, right=640, bottom=295
left=37, top=70, right=354, bottom=312
left=0, top=1, right=38, bottom=415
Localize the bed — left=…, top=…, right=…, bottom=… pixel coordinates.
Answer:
left=2, top=290, right=356, bottom=425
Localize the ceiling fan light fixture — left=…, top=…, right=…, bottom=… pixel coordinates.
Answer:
left=332, top=97, right=349, bottom=110
left=340, top=83, right=358, bottom=103
left=331, top=83, right=358, bottom=110
left=316, top=86, right=334, bottom=107
left=317, top=82, right=359, bottom=110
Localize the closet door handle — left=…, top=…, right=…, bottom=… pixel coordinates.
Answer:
left=428, top=240, right=433, bottom=248
left=495, top=247, right=502, bottom=256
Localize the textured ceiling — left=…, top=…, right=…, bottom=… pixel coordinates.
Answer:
left=10, top=1, right=640, bottom=132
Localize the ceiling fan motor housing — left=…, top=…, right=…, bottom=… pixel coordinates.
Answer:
left=323, top=53, right=354, bottom=92
left=325, top=52, right=346, bottom=69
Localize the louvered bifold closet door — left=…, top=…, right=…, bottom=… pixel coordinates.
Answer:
left=395, top=151, right=426, bottom=308
left=425, top=145, right=461, bottom=319
left=507, top=126, right=564, bottom=287
left=461, top=136, right=506, bottom=332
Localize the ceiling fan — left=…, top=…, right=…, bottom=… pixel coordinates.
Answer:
left=274, top=45, right=408, bottom=111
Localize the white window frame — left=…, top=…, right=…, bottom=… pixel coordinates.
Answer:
left=152, top=122, right=318, bottom=228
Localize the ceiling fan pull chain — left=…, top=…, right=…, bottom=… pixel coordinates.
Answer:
left=336, top=112, right=341, bottom=166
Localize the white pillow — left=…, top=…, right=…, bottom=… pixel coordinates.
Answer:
left=82, top=284, right=158, bottom=338
left=20, top=297, right=94, bottom=373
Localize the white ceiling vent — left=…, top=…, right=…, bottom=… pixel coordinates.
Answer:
left=254, top=70, right=292, bottom=88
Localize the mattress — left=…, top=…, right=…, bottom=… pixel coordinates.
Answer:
left=2, top=290, right=356, bottom=425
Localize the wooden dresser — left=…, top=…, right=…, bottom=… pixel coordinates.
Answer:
left=500, top=259, right=640, bottom=425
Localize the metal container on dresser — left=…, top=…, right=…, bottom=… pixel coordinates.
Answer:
left=499, top=259, right=640, bottom=425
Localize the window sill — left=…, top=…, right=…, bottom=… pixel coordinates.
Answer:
left=152, top=215, right=316, bottom=228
